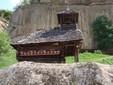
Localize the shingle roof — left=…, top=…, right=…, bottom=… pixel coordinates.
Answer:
left=11, top=26, right=83, bottom=45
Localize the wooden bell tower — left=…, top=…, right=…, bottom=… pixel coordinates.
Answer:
left=57, top=5, right=79, bottom=30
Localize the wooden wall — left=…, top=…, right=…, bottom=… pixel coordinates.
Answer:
left=8, top=2, right=113, bottom=49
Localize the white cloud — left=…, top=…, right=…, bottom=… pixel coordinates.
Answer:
left=11, top=0, right=22, bottom=5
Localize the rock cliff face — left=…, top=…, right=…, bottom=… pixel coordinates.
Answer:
left=31, top=0, right=113, bottom=5
left=0, top=62, right=113, bottom=85
left=0, top=17, right=8, bottom=31
left=8, top=0, right=113, bottom=49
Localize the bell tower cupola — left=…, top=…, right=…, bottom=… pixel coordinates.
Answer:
left=57, top=0, right=79, bottom=29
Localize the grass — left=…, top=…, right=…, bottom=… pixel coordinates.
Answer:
left=0, top=50, right=17, bottom=69
left=98, top=57, right=113, bottom=64
left=0, top=50, right=112, bottom=85
left=66, top=52, right=110, bottom=64
left=0, top=50, right=113, bottom=69
left=69, top=82, right=76, bottom=85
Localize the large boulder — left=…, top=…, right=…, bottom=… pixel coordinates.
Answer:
left=0, top=17, right=8, bottom=31
left=0, top=62, right=113, bottom=85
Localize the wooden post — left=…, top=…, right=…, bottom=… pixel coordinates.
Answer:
left=74, top=45, right=79, bottom=62
left=16, top=51, right=21, bottom=61
left=61, top=43, right=66, bottom=63
left=74, top=40, right=83, bottom=62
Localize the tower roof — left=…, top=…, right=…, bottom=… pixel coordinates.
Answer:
left=57, top=6, right=76, bottom=14
left=57, top=6, right=79, bottom=24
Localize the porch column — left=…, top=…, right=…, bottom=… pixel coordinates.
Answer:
left=74, top=45, right=79, bottom=62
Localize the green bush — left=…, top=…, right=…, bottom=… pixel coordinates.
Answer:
left=0, top=31, right=12, bottom=55
left=14, top=0, right=32, bottom=10
left=92, top=15, right=113, bottom=50
left=0, top=31, right=17, bottom=69
left=0, top=10, right=13, bottom=21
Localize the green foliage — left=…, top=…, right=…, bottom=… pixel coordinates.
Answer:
left=0, top=31, right=11, bottom=55
left=0, top=31, right=17, bottom=69
left=0, top=50, right=17, bottom=69
left=0, top=10, right=13, bottom=21
left=92, top=15, right=113, bottom=50
left=15, top=0, right=32, bottom=9
left=21, top=0, right=32, bottom=5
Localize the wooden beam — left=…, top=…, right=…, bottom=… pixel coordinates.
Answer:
left=74, top=40, right=83, bottom=62
left=74, top=45, right=79, bottom=62
left=60, top=42, right=66, bottom=63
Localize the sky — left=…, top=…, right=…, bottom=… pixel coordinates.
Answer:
left=0, top=0, right=22, bottom=11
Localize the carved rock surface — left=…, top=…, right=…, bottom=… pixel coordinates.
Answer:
left=31, top=0, right=113, bottom=5
left=0, top=62, right=113, bottom=85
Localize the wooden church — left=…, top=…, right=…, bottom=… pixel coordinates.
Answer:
left=11, top=6, right=83, bottom=63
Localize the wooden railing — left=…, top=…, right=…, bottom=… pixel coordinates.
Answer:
left=19, top=50, right=61, bottom=56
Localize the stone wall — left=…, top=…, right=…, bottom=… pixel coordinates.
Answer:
left=8, top=0, right=113, bottom=49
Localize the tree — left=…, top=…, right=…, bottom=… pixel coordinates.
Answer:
left=0, top=10, right=13, bottom=21
left=21, top=0, right=32, bottom=5
left=0, top=31, right=11, bottom=55
left=15, top=0, right=32, bottom=9
left=92, top=15, right=113, bottom=50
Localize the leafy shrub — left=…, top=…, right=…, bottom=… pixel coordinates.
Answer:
left=92, top=15, right=113, bottom=50
left=0, top=31, right=12, bottom=55
left=14, top=0, right=32, bottom=10
left=0, top=10, right=13, bottom=21
left=0, top=31, right=17, bottom=69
